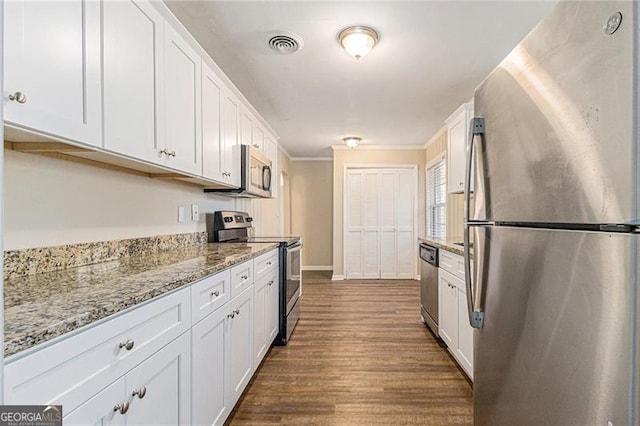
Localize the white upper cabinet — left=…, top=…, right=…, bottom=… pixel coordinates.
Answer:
left=445, top=102, right=474, bottom=194
left=4, top=0, right=102, bottom=147
left=103, top=0, right=164, bottom=163
left=201, top=62, right=224, bottom=182
left=163, top=24, right=202, bottom=175
left=240, top=108, right=253, bottom=146
left=222, top=89, right=241, bottom=187
left=252, top=122, right=265, bottom=152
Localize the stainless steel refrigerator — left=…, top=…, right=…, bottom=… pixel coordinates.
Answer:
left=464, top=1, right=639, bottom=425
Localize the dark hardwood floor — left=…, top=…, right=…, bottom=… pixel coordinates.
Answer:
left=227, top=271, right=473, bottom=425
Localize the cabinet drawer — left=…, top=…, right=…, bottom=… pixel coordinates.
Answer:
left=4, top=287, right=191, bottom=414
left=231, top=260, right=254, bottom=298
left=254, top=249, right=278, bottom=281
left=191, top=269, right=231, bottom=325
left=440, top=250, right=465, bottom=279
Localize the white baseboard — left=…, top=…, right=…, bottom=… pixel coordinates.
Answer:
left=302, top=265, right=333, bottom=271
left=416, top=274, right=421, bottom=281
left=331, top=274, right=345, bottom=281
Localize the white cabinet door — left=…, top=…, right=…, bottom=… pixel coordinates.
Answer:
left=227, top=287, right=254, bottom=407
left=103, top=0, right=164, bottom=163
left=253, top=276, right=268, bottom=365
left=63, top=379, right=126, bottom=426
left=446, top=103, right=474, bottom=194
left=202, top=62, right=224, bottom=182
left=240, top=108, right=253, bottom=146
left=222, top=90, right=240, bottom=187
left=125, top=332, right=191, bottom=425
left=457, top=287, right=474, bottom=379
left=438, top=269, right=458, bottom=349
left=251, top=122, right=264, bottom=151
left=192, top=306, right=229, bottom=426
left=4, top=0, right=101, bottom=146
left=164, top=25, right=202, bottom=175
left=265, top=269, right=280, bottom=343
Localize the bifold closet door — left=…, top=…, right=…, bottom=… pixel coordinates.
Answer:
left=346, top=169, right=415, bottom=280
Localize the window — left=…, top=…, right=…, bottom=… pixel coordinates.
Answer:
left=427, top=159, right=446, bottom=239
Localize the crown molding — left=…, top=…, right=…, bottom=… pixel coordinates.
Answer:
left=423, top=126, right=447, bottom=149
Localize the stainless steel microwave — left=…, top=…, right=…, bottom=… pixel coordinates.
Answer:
left=204, top=145, right=272, bottom=198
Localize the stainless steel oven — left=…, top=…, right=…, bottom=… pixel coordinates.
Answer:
left=207, top=211, right=302, bottom=345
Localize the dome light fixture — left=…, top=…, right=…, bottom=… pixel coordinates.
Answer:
left=338, top=26, right=379, bottom=60
left=343, top=136, right=361, bottom=148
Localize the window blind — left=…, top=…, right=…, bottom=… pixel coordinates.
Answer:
left=427, top=160, right=446, bottom=239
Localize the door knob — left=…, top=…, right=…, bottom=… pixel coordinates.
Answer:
left=8, top=92, right=27, bottom=103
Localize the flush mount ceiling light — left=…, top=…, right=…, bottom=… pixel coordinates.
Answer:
left=343, top=137, right=361, bottom=148
left=338, top=26, right=379, bottom=59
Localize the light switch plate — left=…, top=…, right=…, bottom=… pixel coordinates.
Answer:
left=191, top=204, right=199, bottom=221
left=178, top=206, right=185, bottom=223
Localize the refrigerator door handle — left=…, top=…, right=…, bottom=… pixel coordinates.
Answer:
left=465, top=117, right=485, bottom=328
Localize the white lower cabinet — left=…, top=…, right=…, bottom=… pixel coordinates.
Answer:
left=192, top=305, right=230, bottom=426
left=63, top=378, right=126, bottom=426
left=228, top=286, right=255, bottom=407
left=438, top=249, right=474, bottom=380
left=253, top=268, right=279, bottom=365
left=6, top=254, right=278, bottom=426
left=64, top=332, right=190, bottom=425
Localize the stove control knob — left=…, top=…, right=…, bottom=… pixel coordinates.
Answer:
left=224, top=217, right=233, bottom=223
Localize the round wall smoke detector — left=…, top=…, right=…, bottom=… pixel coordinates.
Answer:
left=268, top=32, right=304, bottom=54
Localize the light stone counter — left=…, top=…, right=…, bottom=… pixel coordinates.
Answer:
left=4, top=242, right=278, bottom=358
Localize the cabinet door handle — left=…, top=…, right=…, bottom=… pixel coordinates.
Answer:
left=241, top=274, right=248, bottom=280
left=114, top=402, right=130, bottom=415
left=234, top=309, right=240, bottom=316
left=159, top=148, right=169, bottom=156
left=253, top=144, right=259, bottom=148
left=170, top=151, right=176, bottom=157
left=119, top=339, right=135, bottom=351
left=211, top=290, right=220, bottom=297
left=266, top=261, right=272, bottom=266
left=227, top=312, right=235, bottom=319
left=267, top=280, right=274, bottom=286
left=132, top=387, right=147, bottom=399
left=8, top=91, right=27, bottom=103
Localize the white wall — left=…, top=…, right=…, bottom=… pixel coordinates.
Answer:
left=4, top=150, right=240, bottom=250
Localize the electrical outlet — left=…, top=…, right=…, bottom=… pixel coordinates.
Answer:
left=178, top=206, right=185, bottom=223
left=191, top=204, right=199, bottom=221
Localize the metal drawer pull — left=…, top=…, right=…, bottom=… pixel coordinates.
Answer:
left=267, top=280, right=274, bottom=286
left=114, top=402, right=129, bottom=415
left=132, top=387, right=147, bottom=399
left=211, top=290, right=220, bottom=297
left=266, top=261, right=272, bottom=266
left=8, top=92, right=27, bottom=103
left=241, top=275, right=248, bottom=280
left=119, top=339, right=135, bottom=351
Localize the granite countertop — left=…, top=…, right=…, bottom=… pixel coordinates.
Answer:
left=418, top=237, right=469, bottom=257
left=4, top=242, right=278, bottom=358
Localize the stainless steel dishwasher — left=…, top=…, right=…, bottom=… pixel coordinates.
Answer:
left=419, top=243, right=439, bottom=336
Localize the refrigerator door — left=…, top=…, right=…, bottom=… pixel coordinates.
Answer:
left=472, top=1, right=637, bottom=224
left=472, top=225, right=637, bottom=425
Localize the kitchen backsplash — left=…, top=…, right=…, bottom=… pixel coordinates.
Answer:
left=4, top=232, right=207, bottom=280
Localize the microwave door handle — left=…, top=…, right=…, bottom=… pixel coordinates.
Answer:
left=262, top=165, right=272, bottom=191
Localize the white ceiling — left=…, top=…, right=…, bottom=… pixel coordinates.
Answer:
left=165, top=1, right=556, bottom=158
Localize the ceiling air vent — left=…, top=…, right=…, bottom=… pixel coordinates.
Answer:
left=268, top=32, right=304, bottom=54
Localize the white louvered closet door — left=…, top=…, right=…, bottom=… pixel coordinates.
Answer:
left=346, top=168, right=416, bottom=280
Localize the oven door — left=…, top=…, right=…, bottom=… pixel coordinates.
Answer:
left=285, top=242, right=302, bottom=314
